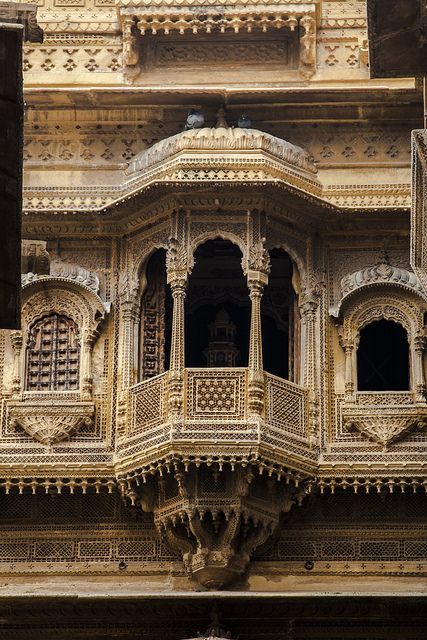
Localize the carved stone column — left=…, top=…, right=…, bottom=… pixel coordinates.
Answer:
left=166, top=210, right=189, bottom=417
left=413, top=332, right=427, bottom=403
left=10, top=331, right=23, bottom=399
left=246, top=211, right=270, bottom=417
left=118, top=271, right=140, bottom=390
left=117, top=272, right=139, bottom=437
left=337, top=328, right=357, bottom=401
left=300, top=289, right=320, bottom=439
left=247, top=275, right=267, bottom=416
left=81, top=328, right=98, bottom=401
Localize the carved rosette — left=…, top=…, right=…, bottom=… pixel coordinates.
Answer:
left=8, top=402, right=95, bottom=447
left=121, top=464, right=303, bottom=589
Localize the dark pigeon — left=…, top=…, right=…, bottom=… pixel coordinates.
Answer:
left=184, top=109, right=205, bottom=130
left=237, top=114, right=252, bottom=128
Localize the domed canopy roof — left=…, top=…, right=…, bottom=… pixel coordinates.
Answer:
left=126, top=126, right=317, bottom=176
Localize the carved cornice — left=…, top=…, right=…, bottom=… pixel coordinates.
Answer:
left=117, top=0, right=319, bottom=71
left=23, top=260, right=100, bottom=295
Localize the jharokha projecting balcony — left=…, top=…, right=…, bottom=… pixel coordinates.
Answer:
left=117, top=368, right=311, bottom=589
left=114, top=227, right=317, bottom=588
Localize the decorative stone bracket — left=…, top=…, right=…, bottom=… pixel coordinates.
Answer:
left=118, top=0, right=319, bottom=76
left=342, top=401, right=427, bottom=449
left=120, top=463, right=306, bottom=589
left=8, top=401, right=95, bottom=447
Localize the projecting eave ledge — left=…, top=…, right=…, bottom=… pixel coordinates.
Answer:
left=22, top=130, right=412, bottom=215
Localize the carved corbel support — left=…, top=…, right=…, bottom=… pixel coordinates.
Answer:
left=299, top=15, right=317, bottom=77
left=122, top=16, right=139, bottom=67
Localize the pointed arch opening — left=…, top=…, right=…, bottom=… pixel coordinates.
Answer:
left=357, top=318, right=409, bottom=391
left=262, top=248, right=300, bottom=382
left=139, top=249, right=173, bottom=381
left=185, top=238, right=249, bottom=368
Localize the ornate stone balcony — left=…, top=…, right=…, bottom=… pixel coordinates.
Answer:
left=116, top=367, right=313, bottom=477
left=116, top=367, right=312, bottom=588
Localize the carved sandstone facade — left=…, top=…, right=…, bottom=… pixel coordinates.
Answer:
left=0, top=0, right=426, bottom=637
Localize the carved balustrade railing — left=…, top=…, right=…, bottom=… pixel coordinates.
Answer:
left=117, top=367, right=313, bottom=474
left=264, top=371, right=309, bottom=439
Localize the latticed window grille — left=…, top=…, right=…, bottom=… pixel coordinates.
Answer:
left=25, top=313, right=80, bottom=391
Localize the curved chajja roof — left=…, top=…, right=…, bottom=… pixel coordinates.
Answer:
left=126, top=126, right=317, bottom=176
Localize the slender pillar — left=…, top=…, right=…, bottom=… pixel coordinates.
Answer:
left=10, top=330, right=23, bottom=399
left=413, top=332, right=426, bottom=403
left=169, top=277, right=186, bottom=374
left=82, top=329, right=98, bottom=400
left=166, top=212, right=189, bottom=417
left=338, top=329, right=356, bottom=401
left=300, top=294, right=320, bottom=440
left=247, top=275, right=267, bottom=416
left=116, top=269, right=139, bottom=438
left=246, top=211, right=270, bottom=418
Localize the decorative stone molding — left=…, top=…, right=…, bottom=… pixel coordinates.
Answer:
left=22, top=261, right=100, bottom=295
left=331, top=254, right=426, bottom=318
left=118, top=0, right=320, bottom=75
left=8, top=401, right=94, bottom=447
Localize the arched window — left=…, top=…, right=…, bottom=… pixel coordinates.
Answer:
left=357, top=319, right=409, bottom=391
left=139, top=249, right=172, bottom=380
left=185, top=238, right=249, bottom=368
left=25, top=313, right=80, bottom=391
left=262, top=248, right=300, bottom=381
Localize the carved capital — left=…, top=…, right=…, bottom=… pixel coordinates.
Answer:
left=10, top=331, right=23, bottom=353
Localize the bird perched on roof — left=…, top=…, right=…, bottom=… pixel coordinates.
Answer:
left=237, top=113, right=252, bottom=129
left=184, top=109, right=205, bottom=130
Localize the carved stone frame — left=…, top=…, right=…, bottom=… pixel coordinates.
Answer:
left=7, top=278, right=110, bottom=446
left=338, top=290, right=427, bottom=403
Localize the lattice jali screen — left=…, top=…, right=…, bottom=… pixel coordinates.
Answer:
left=185, top=368, right=247, bottom=420
left=265, top=372, right=308, bottom=437
left=129, top=371, right=168, bottom=435
left=25, top=313, right=80, bottom=391
left=266, top=530, right=427, bottom=564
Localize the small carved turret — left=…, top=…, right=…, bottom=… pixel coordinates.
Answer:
left=204, top=309, right=240, bottom=368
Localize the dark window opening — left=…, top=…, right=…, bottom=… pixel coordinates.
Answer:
left=185, top=238, right=249, bottom=368
left=139, top=249, right=172, bottom=380
left=357, top=319, right=409, bottom=391
left=262, top=248, right=299, bottom=381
